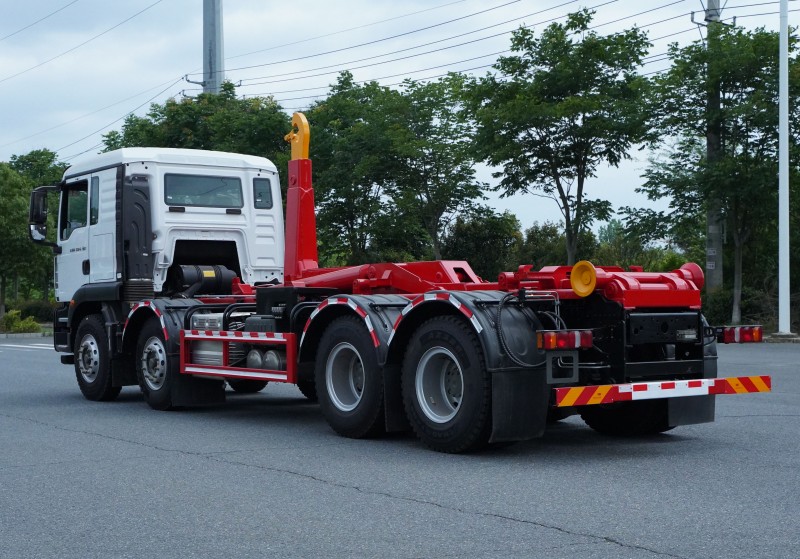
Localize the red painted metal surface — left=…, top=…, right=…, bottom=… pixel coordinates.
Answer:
left=284, top=158, right=318, bottom=282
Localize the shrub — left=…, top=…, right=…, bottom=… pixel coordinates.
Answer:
left=1, top=310, right=42, bottom=334
left=12, top=300, right=56, bottom=323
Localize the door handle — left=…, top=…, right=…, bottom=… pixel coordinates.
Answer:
left=82, top=259, right=90, bottom=275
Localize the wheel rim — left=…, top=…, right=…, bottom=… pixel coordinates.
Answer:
left=140, top=336, right=167, bottom=391
left=77, top=334, right=100, bottom=383
left=325, top=342, right=365, bottom=412
left=415, top=346, right=463, bottom=424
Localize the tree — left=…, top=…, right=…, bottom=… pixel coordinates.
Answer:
left=103, top=82, right=291, bottom=166
left=0, top=164, right=32, bottom=317
left=307, top=73, right=408, bottom=265
left=645, top=26, right=800, bottom=323
left=515, top=221, right=598, bottom=270
left=390, top=75, right=485, bottom=259
left=7, top=149, right=65, bottom=302
left=440, top=208, right=521, bottom=279
left=466, top=10, right=650, bottom=264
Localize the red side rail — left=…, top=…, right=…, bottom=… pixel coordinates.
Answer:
left=180, top=330, right=298, bottom=384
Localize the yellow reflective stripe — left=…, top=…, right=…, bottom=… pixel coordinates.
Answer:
left=750, top=376, right=771, bottom=393
left=559, top=387, right=584, bottom=407
left=587, top=385, right=612, bottom=405
left=726, top=377, right=747, bottom=394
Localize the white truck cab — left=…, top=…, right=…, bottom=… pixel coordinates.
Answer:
left=33, top=148, right=284, bottom=303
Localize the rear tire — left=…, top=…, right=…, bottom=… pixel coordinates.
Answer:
left=228, top=379, right=268, bottom=393
left=315, top=316, right=384, bottom=438
left=580, top=400, right=674, bottom=436
left=136, top=318, right=176, bottom=410
left=74, top=315, right=121, bottom=402
left=297, top=379, right=317, bottom=401
left=402, top=316, right=491, bottom=453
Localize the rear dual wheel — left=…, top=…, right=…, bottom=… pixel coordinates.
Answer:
left=315, top=316, right=384, bottom=438
left=402, top=316, right=492, bottom=453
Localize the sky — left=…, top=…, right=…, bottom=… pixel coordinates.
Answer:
left=0, top=0, right=796, bottom=231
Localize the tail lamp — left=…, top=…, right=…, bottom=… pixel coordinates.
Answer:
left=717, top=326, right=763, bottom=344
left=537, top=330, right=594, bottom=350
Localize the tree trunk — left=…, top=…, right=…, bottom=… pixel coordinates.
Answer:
left=705, top=22, right=724, bottom=293
left=731, top=230, right=745, bottom=325
left=13, top=271, right=19, bottom=304
left=0, top=274, right=6, bottom=321
left=565, top=227, right=577, bottom=266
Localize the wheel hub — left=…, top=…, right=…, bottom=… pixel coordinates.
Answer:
left=416, top=346, right=464, bottom=424
left=77, top=335, right=100, bottom=383
left=326, top=342, right=365, bottom=412
left=140, top=337, right=167, bottom=391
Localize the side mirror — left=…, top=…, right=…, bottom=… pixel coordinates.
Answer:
left=29, top=185, right=60, bottom=253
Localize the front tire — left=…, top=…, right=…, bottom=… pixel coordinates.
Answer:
left=402, top=316, right=491, bottom=453
left=136, top=318, right=176, bottom=410
left=315, top=316, right=384, bottom=438
left=74, top=314, right=121, bottom=401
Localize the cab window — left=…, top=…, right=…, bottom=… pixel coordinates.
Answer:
left=60, top=181, right=88, bottom=240
left=253, top=178, right=273, bottom=209
left=164, top=174, right=243, bottom=208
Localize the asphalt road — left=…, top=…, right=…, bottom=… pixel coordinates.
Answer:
left=0, top=338, right=797, bottom=559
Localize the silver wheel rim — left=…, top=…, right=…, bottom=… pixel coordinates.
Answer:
left=140, top=336, right=167, bottom=391
left=77, top=334, right=100, bottom=383
left=415, top=346, right=463, bottom=424
left=325, top=342, right=364, bottom=412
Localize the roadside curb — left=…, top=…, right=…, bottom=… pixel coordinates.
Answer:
left=0, top=333, right=52, bottom=340
left=764, top=334, right=800, bottom=343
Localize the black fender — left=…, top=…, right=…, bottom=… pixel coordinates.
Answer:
left=122, top=298, right=224, bottom=406
left=386, top=290, right=550, bottom=443
left=299, top=294, right=409, bottom=431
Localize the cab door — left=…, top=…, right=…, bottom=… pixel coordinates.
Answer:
left=87, top=168, right=118, bottom=283
left=55, top=177, right=90, bottom=302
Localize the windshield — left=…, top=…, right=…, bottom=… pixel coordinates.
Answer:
left=164, top=174, right=243, bottom=208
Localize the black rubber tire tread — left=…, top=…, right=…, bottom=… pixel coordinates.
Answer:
left=74, top=314, right=121, bottom=402
left=402, top=315, right=492, bottom=453
left=297, top=379, right=318, bottom=401
left=136, top=318, right=176, bottom=411
left=315, top=315, right=384, bottom=439
left=228, top=379, right=268, bottom=393
left=579, top=400, right=674, bottom=436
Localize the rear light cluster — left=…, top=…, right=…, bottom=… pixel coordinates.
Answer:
left=717, top=325, right=763, bottom=344
left=537, top=330, right=594, bottom=350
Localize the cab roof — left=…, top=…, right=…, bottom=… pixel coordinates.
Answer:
left=63, top=147, right=278, bottom=179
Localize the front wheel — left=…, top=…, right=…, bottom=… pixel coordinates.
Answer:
left=74, top=315, right=121, bottom=401
left=136, top=318, right=176, bottom=410
left=402, top=316, right=491, bottom=453
left=315, top=316, right=384, bottom=438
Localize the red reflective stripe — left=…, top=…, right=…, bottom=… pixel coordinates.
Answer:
left=688, top=380, right=702, bottom=388
left=633, top=384, right=648, bottom=392
left=661, top=382, right=676, bottom=390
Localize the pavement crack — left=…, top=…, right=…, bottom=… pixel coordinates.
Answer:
left=201, top=452, right=688, bottom=559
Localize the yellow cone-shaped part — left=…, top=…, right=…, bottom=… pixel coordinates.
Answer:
left=570, top=260, right=597, bottom=298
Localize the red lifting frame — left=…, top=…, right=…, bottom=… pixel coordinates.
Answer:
left=179, top=330, right=298, bottom=384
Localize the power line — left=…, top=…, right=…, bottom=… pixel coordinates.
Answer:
left=188, top=0, right=526, bottom=78
left=55, top=76, right=184, bottom=153
left=227, top=0, right=470, bottom=61
left=0, top=0, right=81, bottom=42
left=0, top=0, right=165, bottom=85
left=0, top=77, right=181, bottom=150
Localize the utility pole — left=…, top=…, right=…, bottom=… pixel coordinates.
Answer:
left=777, top=0, right=794, bottom=335
left=203, top=0, right=224, bottom=93
left=703, top=0, right=724, bottom=294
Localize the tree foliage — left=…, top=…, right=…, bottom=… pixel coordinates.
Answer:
left=440, top=209, right=521, bottom=279
left=643, top=25, right=800, bottom=323
left=466, top=10, right=650, bottom=264
left=103, top=81, right=291, bottom=166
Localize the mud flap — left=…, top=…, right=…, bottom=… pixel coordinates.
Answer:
left=170, top=367, right=226, bottom=407
left=489, top=369, right=549, bottom=443
left=668, top=395, right=716, bottom=426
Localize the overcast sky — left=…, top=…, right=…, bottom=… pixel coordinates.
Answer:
left=0, top=0, right=795, bottom=229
